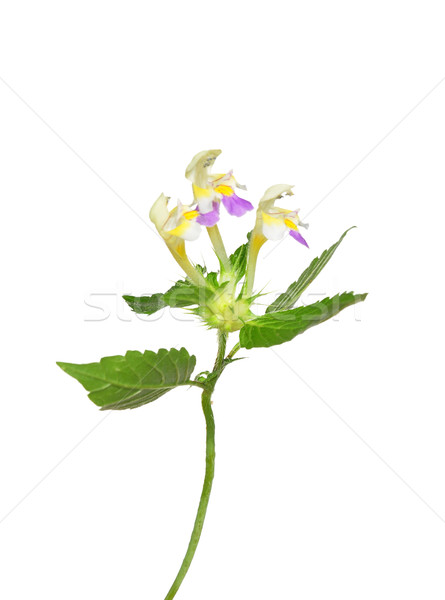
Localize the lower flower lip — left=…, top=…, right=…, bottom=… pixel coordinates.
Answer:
left=196, top=202, right=220, bottom=227
left=289, top=229, right=309, bottom=247
left=221, top=194, right=254, bottom=217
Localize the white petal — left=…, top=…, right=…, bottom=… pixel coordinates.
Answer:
left=180, top=221, right=202, bottom=241
left=262, top=222, right=287, bottom=240
left=262, top=213, right=287, bottom=241
left=198, top=196, right=216, bottom=214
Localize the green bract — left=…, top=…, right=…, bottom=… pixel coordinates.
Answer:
left=265, top=227, right=356, bottom=313
left=123, top=244, right=256, bottom=333
left=57, top=149, right=367, bottom=600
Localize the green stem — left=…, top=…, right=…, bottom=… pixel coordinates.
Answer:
left=207, top=225, right=231, bottom=272
left=163, top=332, right=227, bottom=600
left=164, top=389, right=215, bottom=600
left=213, top=330, right=227, bottom=371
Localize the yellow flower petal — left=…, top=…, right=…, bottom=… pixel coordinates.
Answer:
left=214, top=184, right=234, bottom=197
left=284, top=217, right=298, bottom=231
left=184, top=210, right=200, bottom=220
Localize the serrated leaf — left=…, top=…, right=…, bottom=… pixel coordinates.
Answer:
left=123, top=293, right=167, bottom=315
left=57, top=347, right=197, bottom=410
left=266, top=227, right=356, bottom=313
left=240, top=292, right=367, bottom=349
left=163, top=279, right=205, bottom=306
left=123, top=280, right=206, bottom=316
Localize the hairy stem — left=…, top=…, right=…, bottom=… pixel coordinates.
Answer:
left=214, top=330, right=227, bottom=371
left=163, top=332, right=227, bottom=600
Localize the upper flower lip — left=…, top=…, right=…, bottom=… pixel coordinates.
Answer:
left=149, top=193, right=170, bottom=236
left=259, top=184, right=294, bottom=209
left=185, top=149, right=222, bottom=188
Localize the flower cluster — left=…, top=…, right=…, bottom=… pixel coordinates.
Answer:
left=149, top=149, right=309, bottom=328
left=150, top=149, right=254, bottom=240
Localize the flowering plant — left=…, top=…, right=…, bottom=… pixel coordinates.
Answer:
left=57, top=150, right=367, bottom=599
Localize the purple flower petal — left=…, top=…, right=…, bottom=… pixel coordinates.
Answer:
left=196, top=202, right=220, bottom=227
left=289, top=229, right=309, bottom=248
left=221, top=193, right=254, bottom=217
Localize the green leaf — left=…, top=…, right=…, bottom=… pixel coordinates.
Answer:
left=240, top=292, right=367, bottom=349
left=123, top=280, right=206, bottom=316
left=57, top=347, right=197, bottom=410
left=163, top=280, right=205, bottom=306
left=122, top=293, right=167, bottom=315
left=229, top=243, right=248, bottom=283
left=266, top=227, right=356, bottom=313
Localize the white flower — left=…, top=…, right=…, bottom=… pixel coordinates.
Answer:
left=185, top=149, right=253, bottom=218
left=258, top=185, right=308, bottom=246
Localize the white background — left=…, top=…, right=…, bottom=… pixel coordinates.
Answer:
left=1, top=1, right=444, bottom=598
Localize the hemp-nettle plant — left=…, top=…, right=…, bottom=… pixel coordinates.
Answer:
left=57, top=149, right=367, bottom=599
